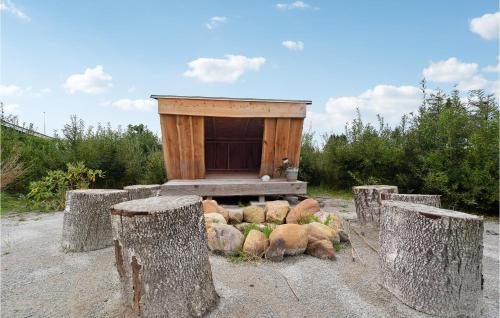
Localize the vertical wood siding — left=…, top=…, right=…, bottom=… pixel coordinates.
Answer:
left=161, top=114, right=304, bottom=179
left=160, top=114, right=205, bottom=179
left=259, top=118, right=304, bottom=177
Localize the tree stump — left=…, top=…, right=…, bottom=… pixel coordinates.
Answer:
left=352, top=185, right=398, bottom=224
left=61, top=189, right=129, bottom=252
left=379, top=201, right=483, bottom=317
left=381, top=193, right=441, bottom=207
left=110, top=195, right=219, bottom=317
left=123, top=184, right=161, bottom=200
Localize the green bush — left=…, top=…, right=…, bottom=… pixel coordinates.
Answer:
left=298, top=86, right=499, bottom=214
left=27, top=162, right=103, bottom=210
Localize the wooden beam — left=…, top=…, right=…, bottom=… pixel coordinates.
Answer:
left=161, top=179, right=307, bottom=196
left=158, top=99, right=306, bottom=118
left=273, top=118, right=291, bottom=177
left=260, top=118, right=277, bottom=176
left=191, top=116, right=205, bottom=179
left=160, top=114, right=181, bottom=179
left=287, top=118, right=304, bottom=167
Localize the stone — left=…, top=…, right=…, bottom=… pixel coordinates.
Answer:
left=227, top=208, right=243, bottom=224
left=202, top=199, right=219, bottom=213
left=307, top=222, right=340, bottom=244
left=123, top=184, right=161, bottom=200
left=379, top=201, right=483, bottom=317
left=110, top=196, right=218, bottom=317
left=265, top=200, right=290, bottom=224
left=62, top=189, right=129, bottom=252
left=243, top=229, right=269, bottom=256
left=204, top=213, right=227, bottom=225
left=206, top=224, right=245, bottom=255
left=314, top=211, right=349, bottom=242
left=243, top=206, right=265, bottom=223
left=352, top=185, right=398, bottom=224
left=306, top=239, right=336, bottom=260
left=265, top=224, right=308, bottom=261
left=202, top=199, right=228, bottom=221
left=286, top=198, right=320, bottom=224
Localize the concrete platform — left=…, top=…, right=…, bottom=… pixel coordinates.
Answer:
left=160, top=178, right=307, bottom=197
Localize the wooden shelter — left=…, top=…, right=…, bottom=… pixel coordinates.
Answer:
left=152, top=95, right=311, bottom=197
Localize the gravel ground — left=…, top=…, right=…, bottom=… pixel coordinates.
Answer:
left=1, top=199, right=498, bottom=317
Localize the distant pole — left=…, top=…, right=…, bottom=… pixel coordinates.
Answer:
left=43, top=111, right=46, bottom=134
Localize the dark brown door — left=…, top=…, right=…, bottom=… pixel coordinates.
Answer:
left=204, top=117, right=263, bottom=172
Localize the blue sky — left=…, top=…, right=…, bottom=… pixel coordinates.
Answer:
left=1, top=0, right=498, bottom=138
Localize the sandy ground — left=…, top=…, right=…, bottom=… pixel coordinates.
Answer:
left=1, top=198, right=498, bottom=318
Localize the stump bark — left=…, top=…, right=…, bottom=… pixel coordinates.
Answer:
left=379, top=201, right=483, bottom=317
left=123, top=184, right=161, bottom=200
left=111, top=195, right=218, bottom=317
left=381, top=193, right=441, bottom=207
left=61, top=189, right=129, bottom=252
left=352, top=185, right=398, bottom=224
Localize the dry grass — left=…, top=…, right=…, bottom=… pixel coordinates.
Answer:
left=0, top=150, right=24, bottom=191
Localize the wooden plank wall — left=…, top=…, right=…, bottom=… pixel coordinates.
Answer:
left=160, top=114, right=205, bottom=179
left=260, top=118, right=304, bottom=177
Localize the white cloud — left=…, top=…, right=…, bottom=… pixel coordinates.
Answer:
left=423, top=57, right=478, bottom=83
left=483, top=55, right=500, bottom=73
left=183, top=55, right=266, bottom=83
left=275, top=1, right=309, bottom=9
left=0, top=0, right=29, bottom=20
left=109, top=99, right=155, bottom=111
left=306, top=85, right=423, bottom=134
left=3, top=103, right=19, bottom=114
left=63, top=65, right=113, bottom=94
left=0, top=84, right=22, bottom=96
left=470, top=12, right=500, bottom=40
left=282, top=40, right=304, bottom=51
left=206, top=16, right=227, bottom=30
left=457, top=75, right=499, bottom=95
left=35, top=88, right=52, bottom=97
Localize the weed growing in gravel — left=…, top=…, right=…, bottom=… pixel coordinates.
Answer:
left=297, top=214, right=320, bottom=224
left=333, top=241, right=347, bottom=252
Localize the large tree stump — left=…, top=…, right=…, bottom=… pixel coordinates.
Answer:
left=379, top=201, right=483, bottom=317
left=123, top=184, right=161, bottom=200
left=381, top=193, right=441, bottom=207
left=352, top=185, right=398, bottom=224
left=110, top=195, right=218, bottom=317
left=61, top=189, right=129, bottom=252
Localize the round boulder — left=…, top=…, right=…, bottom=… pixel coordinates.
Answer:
left=204, top=212, right=227, bottom=225
left=243, top=206, right=265, bottom=223
left=265, top=224, right=308, bottom=261
left=243, top=229, right=269, bottom=256
left=206, top=224, right=244, bottom=255
left=265, top=200, right=290, bottom=224
left=286, top=198, right=320, bottom=224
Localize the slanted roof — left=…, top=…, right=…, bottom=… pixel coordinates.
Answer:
left=152, top=95, right=311, bottom=118
left=150, top=95, right=312, bottom=105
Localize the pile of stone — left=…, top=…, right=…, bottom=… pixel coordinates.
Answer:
left=202, top=198, right=349, bottom=261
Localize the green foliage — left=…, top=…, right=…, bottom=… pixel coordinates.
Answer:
left=0, top=192, right=32, bottom=213
left=243, top=223, right=275, bottom=238
left=333, top=241, right=347, bottom=252
left=227, top=249, right=249, bottom=263
left=297, top=214, right=320, bottom=225
left=298, top=87, right=499, bottom=214
left=1, top=116, right=166, bottom=194
left=323, top=214, right=332, bottom=226
left=27, top=162, right=103, bottom=210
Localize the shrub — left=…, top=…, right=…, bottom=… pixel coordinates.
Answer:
left=27, top=162, right=103, bottom=210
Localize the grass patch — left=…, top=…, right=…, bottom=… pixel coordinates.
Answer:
left=243, top=223, right=275, bottom=238
left=333, top=241, right=348, bottom=252
left=307, top=185, right=352, bottom=200
left=0, top=192, right=33, bottom=214
left=227, top=249, right=264, bottom=263
left=297, top=214, right=320, bottom=225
